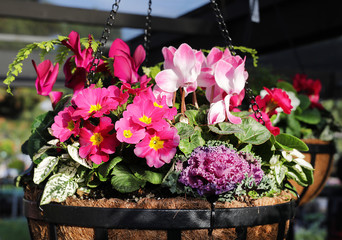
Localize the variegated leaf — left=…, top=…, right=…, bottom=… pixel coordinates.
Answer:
left=67, top=144, right=92, bottom=169
left=40, top=173, right=78, bottom=205
left=56, top=161, right=80, bottom=177
left=33, top=156, right=59, bottom=184
left=292, top=157, right=314, bottom=170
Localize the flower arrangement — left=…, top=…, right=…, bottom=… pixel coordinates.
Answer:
left=252, top=73, right=341, bottom=141
left=5, top=31, right=314, bottom=205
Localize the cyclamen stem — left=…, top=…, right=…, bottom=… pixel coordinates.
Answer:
left=180, top=88, right=186, bottom=114
left=192, top=91, right=199, bottom=109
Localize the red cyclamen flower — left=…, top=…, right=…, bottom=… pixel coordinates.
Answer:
left=293, top=74, right=323, bottom=109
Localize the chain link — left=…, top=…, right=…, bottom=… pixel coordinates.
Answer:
left=86, top=0, right=121, bottom=86
left=210, top=0, right=265, bottom=125
left=210, top=0, right=236, bottom=55
left=143, top=0, right=152, bottom=66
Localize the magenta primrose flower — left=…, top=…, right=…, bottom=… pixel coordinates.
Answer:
left=109, top=38, right=146, bottom=84
left=72, top=86, right=119, bottom=120
left=32, top=59, right=59, bottom=96
left=79, top=117, right=119, bottom=164
left=115, top=117, right=146, bottom=144
left=51, top=106, right=80, bottom=142
left=134, top=127, right=180, bottom=168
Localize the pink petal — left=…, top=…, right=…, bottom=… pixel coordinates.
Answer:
left=173, top=43, right=196, bottom=76
left=162, top=46, right=176, bottom=69
left=109, top=38, right=130, bottom=58
left=224, top=95, right=241, bottom=124
left=207, top=100, right=226, bottom=125
left=113, top=56, right=133, bottom=82
left=133, top=45, right=146, bottom=71
left=206, top=47, right=223, bottom=66
left=49, top=91, right=63, bottom=109
left=214, top=60, right=234, bottom=94
left=155, top=69, right=180, bottom=93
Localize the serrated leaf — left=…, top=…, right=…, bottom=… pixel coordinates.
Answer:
left=175, top=122, right=195, bottom=139
left=67, top=144, right=92, bottom=169
left=209, top=122, right=242, bottom=135
left=111, top=164, right=145, bottom=193
left=234, top=118, right=271, bottom=145
left=33, top=156, right=59, bottom=184
left=40, top=174, right=78, bottom=205
left=275, top=133, right=309, bottom=151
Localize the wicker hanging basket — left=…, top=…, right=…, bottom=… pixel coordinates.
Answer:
left=290, top=139, right=335, bottom=205
left=24, top=187, right=295, bottom=240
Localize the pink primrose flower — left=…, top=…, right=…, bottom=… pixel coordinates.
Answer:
left=49, top=91, right=63, bottom=109
left=72, top=86, right=118, bottom=120
left=107, top=85, right=129, bottom=107
left=155, top=43, right=203, bottom=97
left=32, top=60, right=59, bottom=96
left=134, top=127, right=180, bottom=168
left=79, top=117, right=119, bottom=164
left=109, top=38, right=146, bottom=84
left=123, top=95, right=169, bottom=131
left=51, top=106, right=80, bottom=142
left=115, top=117, right=146, bottom=144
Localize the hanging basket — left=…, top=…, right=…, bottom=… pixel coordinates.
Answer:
left=290, top=139, right=335, bottom=205
left=24, top=188, right=295, bottom=240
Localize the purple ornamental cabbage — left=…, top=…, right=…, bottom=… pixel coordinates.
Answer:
left=178, top=145, right=264, bottom=196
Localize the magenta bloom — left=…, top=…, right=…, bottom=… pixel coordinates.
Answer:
left=134, top=127, right=180, bottom=168
left=51, top=106, right=80, bottom=142
left=79, top=117, right=119, bottom=164
left=109, top=38, right=146, bottom=84
left=179, top=145, right=264, bottom=195
left=115, top=117, right=146, bottom=144
left=123, top=95, right=168, bottom=131
left=32, top=60, right=59, bottom=96
left=263, top=87, right=293, bottom=115
left=49, top=91, right=63, bottom=109
left=72, top=86, right=118, bottom=120
left=62, top=31, right=106, bottom=94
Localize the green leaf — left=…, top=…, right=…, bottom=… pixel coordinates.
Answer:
left=275, top=133, right=309, bottom=151
left=287, top=163, right=308, bottom=186
left=40, top=174, right=78, bottom=205
left=67, top=144, right=92, bottom=169
left=33, top=156, right=59, bottom=184
left=175, top=122, right=195, bottom=139
left=295, top=108, right=321, bottom=124
left=178, top=139, right=192, bottom=155
left=97, top=156, right=123, bottom=181
left=234, top=118, right=271, bottom=145
left=297, top=94, right=311, bottom=110
left=56, top=161, right=80, bottom=178
left=111, top=164, right=145, bottom=193
left=185, top=110, right=198, bottom=125
left=131, top=167, right=164, bottom=185
left=292, top=157, right=314, bottom=170
left=208, top=122, right=242, bottom=135
left=276, top=81, right=297, bottom=93
left=302, top=167, right=314, bottom=186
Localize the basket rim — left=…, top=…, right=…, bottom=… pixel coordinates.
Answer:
left=23, top=198, right=296, bottom=230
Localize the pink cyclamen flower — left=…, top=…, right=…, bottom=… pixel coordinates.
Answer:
left=207, top=58, right=248, bottom=125
left=155, top=43, right=203, bottom=100
left=32, top=60, right=59, bottom=96
left=109, top=38, right=146, bottom=84
left=115, top=117, right=146, bottom=144
left=51, top=106, right=80, bottom=142
left=134, top=127, right=180, bottom=168
left=49, top=91, right=63, bottom=109
left=79, top=117, right=119, bottom=164
left=72, top=86, right=119, bottom=120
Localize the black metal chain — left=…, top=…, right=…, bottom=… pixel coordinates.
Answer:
left=210, top=0, right=264, bottom=125
left=86, top=0, right=121, bottom=86
left=210, top=0, right=236, bottom=56
left=143, top=0, right=152, bottom=66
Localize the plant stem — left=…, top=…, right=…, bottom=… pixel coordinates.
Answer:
left=192, top=91, right=199, bottom=109
left=180, top=88, right=186, bottom=114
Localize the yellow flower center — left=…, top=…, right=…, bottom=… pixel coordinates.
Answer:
left=89, top=103, right=102, bottom=113
left=90, top=132, right=103, bottom=146
left=153, top=102, right=163, bottom=108
left=67, top=120, right=75, bottom=131
left=149, top=136, right=164, bottom=151
left=139, top=115, right=152, bottom=124
left=123, top=130, right=133, bottom=138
